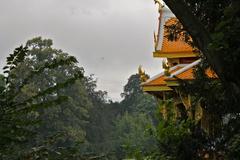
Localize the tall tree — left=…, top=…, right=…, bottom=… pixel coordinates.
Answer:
left=19, top=37, right=92, bottom=151
left=120, top=74, right=157, bottom=116
left=83, top=75, right=123, bottom=158
left=0, top=44, right=84, bottom=159
left=163, top=0, right=240, bottom=102
left=111, top=73, right=158, bottom=159
left=113, top=112, right=157, bottom=160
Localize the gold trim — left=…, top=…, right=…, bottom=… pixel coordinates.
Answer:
left=142, top=86, right=173, bottom=92
left=166, top=80, right=179, bottom=87
left=153, top=51, right=198, bottom=58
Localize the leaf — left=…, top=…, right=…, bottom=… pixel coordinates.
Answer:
left=3, top=66, right=9, bottom=70
left=3, top=70, right=9, bottom=74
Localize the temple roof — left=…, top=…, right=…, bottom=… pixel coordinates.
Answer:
left=142, top=60, right=217, bottom=92
left=161, top=18, right=194, bottom=53
left=143, top=6, right=214, bottom=94
left=141, top=64, right=187, bottom=92
left=167, top=59, right=217, bottom=80
left=154, top=15, right=198, bottom=58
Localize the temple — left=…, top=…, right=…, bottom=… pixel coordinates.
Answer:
left=139, top=2, right=217, bottom=132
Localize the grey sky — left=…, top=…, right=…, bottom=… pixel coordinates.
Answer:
left=0, top=0, right=163, bottom=101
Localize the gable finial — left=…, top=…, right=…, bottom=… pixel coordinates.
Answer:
left=138, top=65, right=149, bottom=82
left=154, top=0, right=164, bottom=13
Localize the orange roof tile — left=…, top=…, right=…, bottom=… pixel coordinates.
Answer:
left=176, top=68, right=217, bottom=80
left=142, top=66, right=184, bottom=87
left=158, top=18, right=195, bottom=54
left=142, top=60, right=217, bottom=92
left=176, top=67, right=195, bottom=79
left=167, top=67, right=217, bottom=81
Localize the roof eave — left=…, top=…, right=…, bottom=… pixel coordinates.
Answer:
left=153, top=51, right=198, bottom=58
left=142, top=85, right=173, bottom=92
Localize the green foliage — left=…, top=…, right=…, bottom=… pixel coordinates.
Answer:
left=0, top=37, right=90, bottom=159
left=140, top=100, right=201, bottom=160
left=79, top=73, right=159, bottom=159
left=104, top=73, right=159, bottom=159
left=0, top=74, right=5, bottom=92
left=114, top=112, right=157, bottom=160
left=121, top=74, right=157, bottom=116
left=19, top=37, right=91, bottom=155
left=80, top=75, right=120, bottom=158
left=3, top=45, right=28, bottom=75
left=226, top=133, right=240, bottom=160
left=0, top=38, right=162, bottom=160
left=154, top=120, right=193, bottom=160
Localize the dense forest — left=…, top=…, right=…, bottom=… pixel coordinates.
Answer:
left=0, top=37, right=159, bottom=159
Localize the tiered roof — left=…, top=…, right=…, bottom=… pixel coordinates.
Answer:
left=141, top=64, right=186, bottom=91
left=141, top=6, right=216, bottom=93
left=142, top=60, right=216, bottom=92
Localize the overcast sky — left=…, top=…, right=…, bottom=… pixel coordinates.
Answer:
left=0, top=0, right=163, bottom=101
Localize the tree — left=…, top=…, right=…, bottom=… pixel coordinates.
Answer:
left=114, top=112, right=157, bottom=160
left=121, top=74, right=157, bottom=117
left=78, top=74, right=130, bottom=160
left=16, top=37, right=92, bottom=154
left=0, top=44, right=84, bottom=159
left=108, top=73, right=159, bottom=159
left=163, top=0, right=240, bottom=102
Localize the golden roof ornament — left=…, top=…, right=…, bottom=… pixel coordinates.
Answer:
left=138, top=65, right=149, bottom=82
left=162, top=59, right=170, bottom=76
